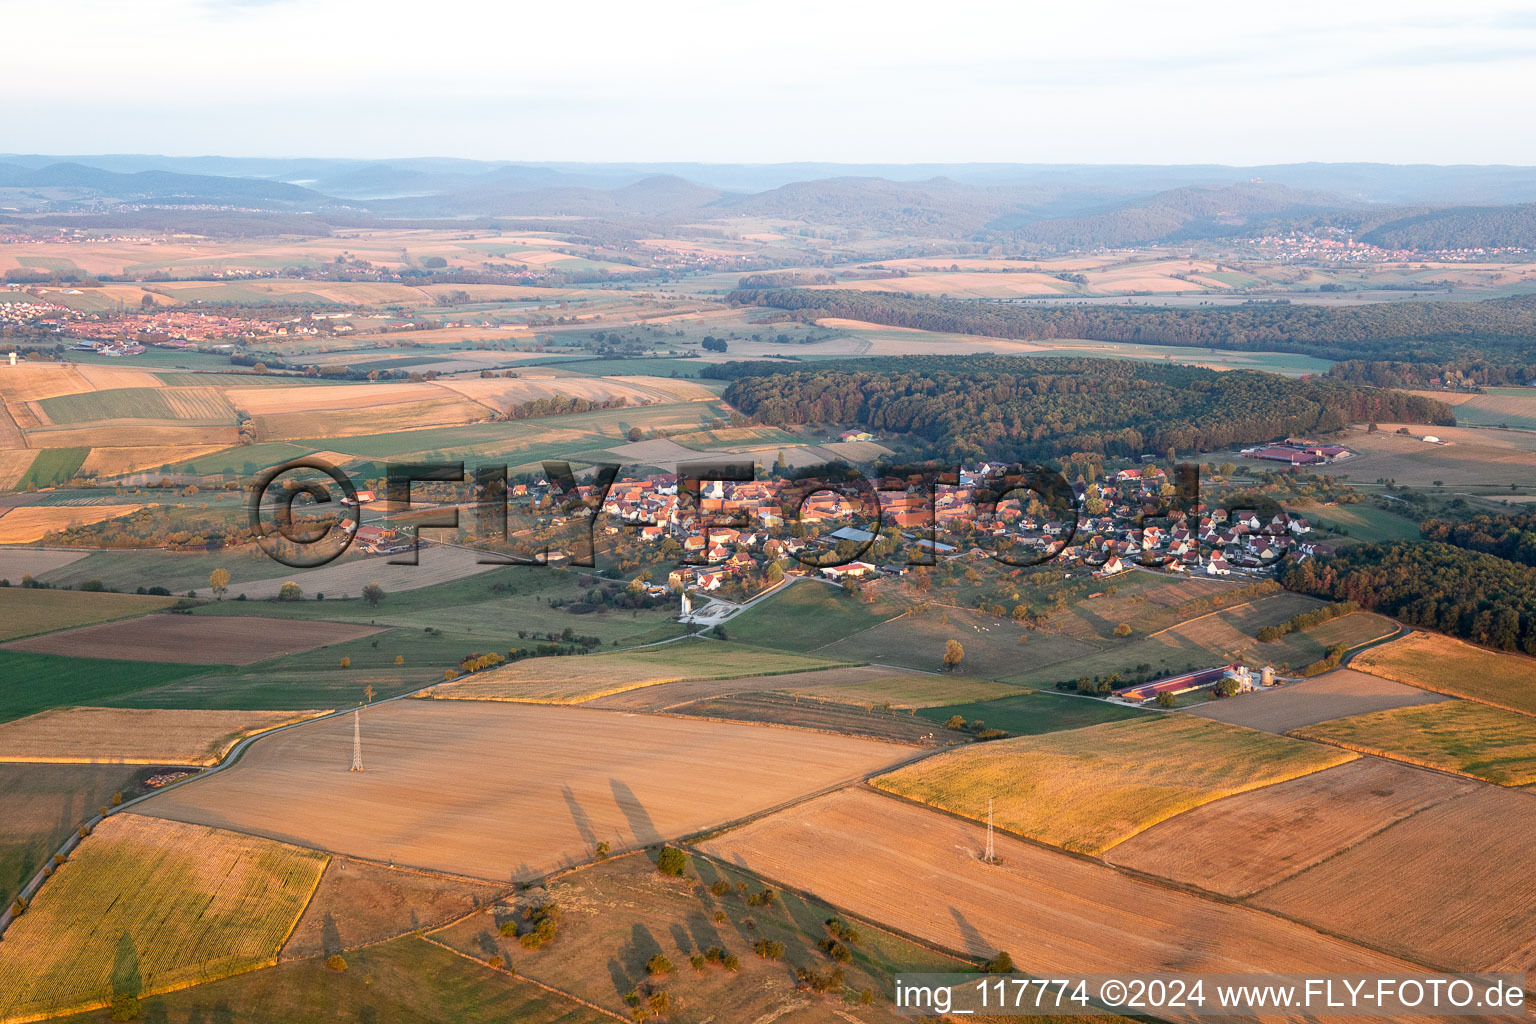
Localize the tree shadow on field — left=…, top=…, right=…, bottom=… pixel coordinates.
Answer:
left=563, top=784, right=597, bottom=852
left=609, top=778, right=660, bottom=845
left=607, top=922, right=665, bottom=1000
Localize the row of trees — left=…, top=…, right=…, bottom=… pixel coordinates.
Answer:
left=727, top=288, right=1536, bottom=365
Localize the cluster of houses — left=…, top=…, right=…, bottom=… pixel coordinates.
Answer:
left=323, top=455, right=1326, bottom=597
left=415, top=459, right=1323, bottom=594
left=0, top=299, right=78, bottom=329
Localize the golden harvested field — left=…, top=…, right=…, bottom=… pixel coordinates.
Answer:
left=873, top=714, right=1355, bottom=854
left=1187, top=668, right=1451, bottom=733
left=0, top=588, right=176, bottom=642
left=1352, top=630, right=1536, bottom=716
left=225, top=381, right=445, bottom=415
left=0, top=363, right=90, bottom=404
left=0, top=707, right=328, bottom=766
left=78, top=444, right=228, bottom=478
left=250, top=397, right=487, bottom=441
left=25, top=422, right=238, bottom=449
left=424, top=640, right=847, bottom=704
left=0, top=815, right=326, bottom=1023
left=137, top=700, right=918, bottom=881
left=3, top=613, right=384, bottom=665
left=1330, top=424, right=1536, bottom=488
left=0, top=450, right=34, bottom=490
left=281, top=857, right=506, bottom=959
left=0, top=504, right=141, bottom=544
left=435, top=374, right=712, bottom=414
left=695, top=788, right=1421, bottom=988
left=1290, top=700, right=1536, bottom=786
left=71, top=365, right=161, bottom=391
left=1104, top=758, right=1478, bottom=896
left=1254, top=786, right=1536, bottom=973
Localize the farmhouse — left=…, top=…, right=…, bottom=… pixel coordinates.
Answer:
left=820, top=561, right=875, bottom=580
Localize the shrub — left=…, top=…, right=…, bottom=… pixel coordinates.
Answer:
left=517, top=902, right=560, bottom=950
left=1155, top=691, right=1177, bottom=708
left=722, top=952, right=740, bottom=972
left=794, top=964, right=846, bottom=993
left=594, top=841, right=610, bottom=860
left=983, top=950, right=1015, bottom=973
left=655, top=846, right=688, bottom=877
left=499, top=920, right=519, bottom=937
left=10, top=897, right=27, bottom=916
left=646, top=954, right=673, bottom=975
left=709, top=880, right=731, bottom=896
left=703, top=946, right=726, bottom=964
left=325, top=954, right=348, bottom=972
left=689, top=953, right=707, bottom=971
left=745, top=886, right=777, bottom=906
left=339, top=657, right=351, bottom=669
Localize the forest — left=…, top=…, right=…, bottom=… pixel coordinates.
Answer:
left=1282, top=540, right=1536, bottom=654
left=728, top=288, right=1536, bottom=367
left=1421, top=511, right=1536, bottom=567
left=718, top=356, right=1451, bottom=463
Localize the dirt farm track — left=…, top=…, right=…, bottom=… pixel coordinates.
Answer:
left=134, top=701, right=918, bottom=882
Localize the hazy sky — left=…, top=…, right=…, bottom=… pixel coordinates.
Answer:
left=5, top=0, right=1535, bottom=163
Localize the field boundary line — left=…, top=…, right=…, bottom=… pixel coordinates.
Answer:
left=850, top=784, right=1457, bottom=974
left=414, top=933, right=632, bottom=1023
left=1239, top=779, right=1483, bottom=902
left=1281, top=729, right=1533, bottom=788
left=1145, top=599, right=1259, bottom=638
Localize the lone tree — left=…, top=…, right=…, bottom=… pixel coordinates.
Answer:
left=656, top=847, right=688, bottom=877
left=208, top=568, right=230, bottom=601
left=278, top=581, right=302, bottom=602
left=362, top=582, right=385, bottom=608
left=942, top=639, right=965, bottom=673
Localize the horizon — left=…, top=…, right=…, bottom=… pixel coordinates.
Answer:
left=5, top=0, right=1536, bottom=164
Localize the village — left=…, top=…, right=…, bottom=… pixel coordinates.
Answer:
left=339, top=457, right=1324, bottom=604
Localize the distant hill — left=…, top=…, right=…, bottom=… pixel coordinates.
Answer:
left=1001, top=183, right=1361, bottom=248
left=0, top=162, right=335, bottom=207
left=1357, top=203, right=1536, bottom=250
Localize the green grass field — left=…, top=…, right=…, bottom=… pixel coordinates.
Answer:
left=1291, top=699, right=1536, bottom=786
left=38, top=387, right=231, bottom=425
left=0, top=588, right=178, bottom=642
left=38, top=548, right=283, bottom=595
left=0, top=652, right=207, bottom=724
left=725, top=580, right=905, bottom=651
left=1443, top=388, right=1536, bottom=431
left=874, top=714, right=1355, bottom=854
left=774, top=673, right=1027, bottom=709
left=1297, top=503, right=1422, bottom=543
left=17, top=448, right=89, bottom=489
left=917, top=690, right=1148, bottom=736
left=53, top=936, right=606, bottom=1024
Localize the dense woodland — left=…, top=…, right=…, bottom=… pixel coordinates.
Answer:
left=1283, top=541, right=1536, bottom=654
left=1421, top=511, right=1536, bottom=567
left=729, top=288, right=1536, bottom=372
left=718, top=356, right=1450, bottom=462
